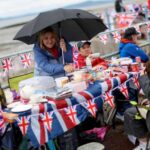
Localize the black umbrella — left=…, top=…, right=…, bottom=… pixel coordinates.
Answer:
left=14, top=8, right=107, bottom=44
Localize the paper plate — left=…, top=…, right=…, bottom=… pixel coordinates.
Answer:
left=11, top=104, right=32, bottom=113
left=7, top=101, right=22, bottom=109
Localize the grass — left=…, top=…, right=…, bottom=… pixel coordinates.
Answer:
left=9, top=73, right=33, bottom=91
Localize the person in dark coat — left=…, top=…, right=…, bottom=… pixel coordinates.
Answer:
left=124, top=61, right=150, bottom=150
left=115, top=0, right=125, bottom=13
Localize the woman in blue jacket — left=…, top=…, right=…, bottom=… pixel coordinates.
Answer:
left=119, top=27, right=149, bottom=62
left=33, top=27, right=74, bottom=78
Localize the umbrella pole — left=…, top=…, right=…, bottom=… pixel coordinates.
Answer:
left=61, top=48, right=65, bottom=65
left=58, top=22, right=65, bottom=65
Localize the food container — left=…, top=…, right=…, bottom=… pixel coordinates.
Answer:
left=55, top=77, right=69, bottom=88
left=65, top=81, right=87, bottom=93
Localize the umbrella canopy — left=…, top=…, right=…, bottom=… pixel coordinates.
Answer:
left=14, top=8, right=107, bottom=44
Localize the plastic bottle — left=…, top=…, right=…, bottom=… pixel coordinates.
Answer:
left=86, top=57, right=92, bottom=71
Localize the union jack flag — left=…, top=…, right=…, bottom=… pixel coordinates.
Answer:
left=82, top=99, right=97, bottom=117
left=72, top=43, right=78, bottom=60
left=119, top=83, right=129, bottom=99
left=65, top=105, right=79, bottom=125
left=27, top=105, right=50, bottom=147
left=41, top=112, right=53, bottom=132
left=113, top=32, right=121, bottom=43
left=72, top=43, right=79, bottom=69
left=1, top=58, right=12, bottom=73
left=20, top=53, right=32, bottom=68
left=99, top=34, right=108, bottom=44
left=132, top=75, right=140, bottom=90
left=16, top=116, right=30, bottom=136
left=104, top=91, right=115, bottom=108
left=116, top=14, right=135, bottom=28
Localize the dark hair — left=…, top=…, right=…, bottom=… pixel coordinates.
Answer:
left=138, top=12, right=145, bottom=18
left=145, top=61, right=150, bottom=78
left=123, top=34, right=132, bottom=40
left=123, top=27, right=139, bottom=41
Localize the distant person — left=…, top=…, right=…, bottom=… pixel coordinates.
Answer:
left=133, top=4, right=142, bottom=12
left=132, top=12, right=146, bottom=24
left=138, top=24, right=148, bottom=40
left=119, top=27, right=149, bottom=62
left=124, top=61, right=150, bottom=150
left=33, top=27, right=74, bottom=78
left=76, top=41, right=107, bottom=69
left=115, top=0, right=125, bottom=13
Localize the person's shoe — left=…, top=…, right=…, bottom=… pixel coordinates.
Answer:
left=116, top=112, right=124, bottom=121
left=128, top=134, right=137, bottom=145
left=133, top=142, right=147, bottom=150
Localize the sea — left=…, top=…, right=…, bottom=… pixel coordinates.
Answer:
left=0, top=0, right=114, bottom=28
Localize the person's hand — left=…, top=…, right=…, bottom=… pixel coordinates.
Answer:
left=64, top=64, right=74, bottom=73
left=88, top=55, right=95, bottom=62
left=60, top=38, right=67, bottom=52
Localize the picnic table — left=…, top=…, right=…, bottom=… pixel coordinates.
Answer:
left=2, top=70, right=140, bottom=147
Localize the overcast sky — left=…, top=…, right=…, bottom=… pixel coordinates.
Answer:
left=0, top=0, right=93, bottom=19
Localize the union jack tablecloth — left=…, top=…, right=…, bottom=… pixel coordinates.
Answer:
left=15, top=72, right=138, bottom=147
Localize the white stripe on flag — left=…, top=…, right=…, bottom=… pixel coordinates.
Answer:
left=73, top=93, right=87, bottom=103
left=54, top=110, right=67, bottom=132
left=30, top=115, right=41, bottom=144
left=30, top=107, right=41, bottom=144
left=65, top=98, right=72, bottom=106
left=115, top=76, right=121, bottom=85
left=111, top=79, right=114, bottom=89
left=100, top=82, right=108, bottom=94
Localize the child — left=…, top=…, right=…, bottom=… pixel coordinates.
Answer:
left=76, top=41, right=107, bottom=69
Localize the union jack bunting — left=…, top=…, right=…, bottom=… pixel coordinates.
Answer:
left=1, top=58, right=12, bottom=73
left=99, top=34, right=108, bottom=44
left=72, top=43, right=79, bottom=69
left=65, top=105, right=79, bottom=125
left=27, top=105, right=50, bottom=147
left=119, top=83, right=129, bottom=99
left=132, top=75, right=140, bottom=90
left=112, top=32, right=121, bottom=43
left=41, top=112, right=53, bottom=132
left=116, top=13, right=135, bottom=28
left=82, top=99, right=97, bottom=117
left=16, top=116, right=30, bottom=136
left=104, top=91, right=115, bottom=108
left=20, top=53, right=32, bottom=68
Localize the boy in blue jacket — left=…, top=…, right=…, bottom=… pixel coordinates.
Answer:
left=119, top=27, right=149, bottom=62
